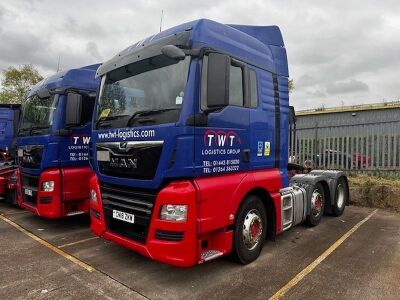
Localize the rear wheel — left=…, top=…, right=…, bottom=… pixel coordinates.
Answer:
left=231, top=195, right=267, bottom=264
left=332, top=177, right=348, bottom=216
left=306, top=182, right=325, bottom=226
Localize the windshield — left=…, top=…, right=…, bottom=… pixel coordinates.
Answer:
left=96, top=55, right=190, bottom=128
left=19, top=95, right=57, bottom=135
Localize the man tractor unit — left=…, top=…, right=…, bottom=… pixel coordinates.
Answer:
left=0, top=104, right=21, bottom=204
left=0, top=104, right=21, bottom=164
left=89, top=19, right=349, bottom=267
left=17, top=64, right=100, bottom=218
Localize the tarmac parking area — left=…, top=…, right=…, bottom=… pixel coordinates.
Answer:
left=0, top=203, right=399, bottom=300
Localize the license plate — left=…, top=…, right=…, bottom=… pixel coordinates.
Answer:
left=24, top=188, right=33, bottom=196
left=112, top=209, right=135, bottom=224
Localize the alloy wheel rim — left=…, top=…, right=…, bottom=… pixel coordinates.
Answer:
left=242, top=209, right=263, bottom=250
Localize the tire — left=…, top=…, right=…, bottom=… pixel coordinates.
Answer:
left=306, top=182, right=325, bottom=226
left=332, top=177, right=348, bottom=217
left=231, top=195, right=267, bottom=264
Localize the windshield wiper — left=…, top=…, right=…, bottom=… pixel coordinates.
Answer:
left=31, top=125, right=50, bottom=135
left=18, top=127, right=31, bottom=136
left=96, top=115, right=129, bottom=129
left=126, top=108, right=179, bottom=127
left=31, top=125, right=50, bottom=129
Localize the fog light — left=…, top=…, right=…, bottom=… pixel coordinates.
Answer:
left=90, top=189, right=98, bottom=204
left=42, top=181, right=54, bottom=192
left=159, top=204, right=187, bottom=221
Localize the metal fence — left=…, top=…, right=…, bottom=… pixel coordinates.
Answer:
left=290, top=122, right=400, bottom=173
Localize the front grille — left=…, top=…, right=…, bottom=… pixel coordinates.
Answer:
left=100, top=182, right=158, bottom=244
left=96, top=142, right=163, bottom=180
left=21, top=172, right=39, bottom=206
left=18, top=145, right=43, bottom=169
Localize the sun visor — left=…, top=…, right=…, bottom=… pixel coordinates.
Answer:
left=96, top=31, right=191, bottom=78
left=36, top=87, right=51, bottom=99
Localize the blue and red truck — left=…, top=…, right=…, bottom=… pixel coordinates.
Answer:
left=0, top=104, right=21, bottom=204
left=89, top=19, right=349, bottom=267
left=17, top=64, right=100, bottom=218
left=0, top=104, right=21, bottom=164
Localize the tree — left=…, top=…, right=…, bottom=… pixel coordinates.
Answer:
left=0, top=64, right=43, bottom=104
left=288, top=79, right=295, bottom=93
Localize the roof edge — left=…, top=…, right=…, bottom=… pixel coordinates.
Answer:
left=297, top=101, right=400, bottom=116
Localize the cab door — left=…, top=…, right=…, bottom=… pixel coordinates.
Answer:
left=194, top=53, right=250, bottom=177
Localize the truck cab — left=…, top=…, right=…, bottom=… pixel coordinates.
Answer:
left=89, top=19, right=348, bottom=267
left=0, top=104, right=21, bottom=165
left=17, top=64, right=100, bottom=218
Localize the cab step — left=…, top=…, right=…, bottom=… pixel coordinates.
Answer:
left=200, top=250, right=223, bottom=262
left=66, top=211, right=85, bottom=217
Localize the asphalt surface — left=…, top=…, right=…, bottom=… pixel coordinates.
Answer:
left=0, top=203, right=399, bottom=300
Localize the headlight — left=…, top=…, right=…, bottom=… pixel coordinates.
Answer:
left=42, top=181, right=55, bottom=192
left=90, top=189, right=98, bottom=204
left=159, top=204, right=187, bottom=221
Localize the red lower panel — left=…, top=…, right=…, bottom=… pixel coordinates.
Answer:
left=0, top=176, right=6, bottom=196
left=195, top=169, right=283, bottom=235
left=90, top=169, right=283, bottom=267
left=17, top=167, right=93, bottom=218
left=0, top=167, right=17, bottom=198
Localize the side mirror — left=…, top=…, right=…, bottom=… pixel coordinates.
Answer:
left=207, top=53, right=230, bottom=108
left=65, top=93, right=82, bottom=126
left=36, top=88, right=50, bottom=99
left=161, top=45, right=185, bottom=60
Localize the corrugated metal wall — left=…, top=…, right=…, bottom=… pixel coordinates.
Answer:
left=291, top=105, right=400, bottom=172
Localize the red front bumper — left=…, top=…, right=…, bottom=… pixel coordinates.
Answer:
left=90, top=176, right=201, bottom=267
left=18, top=167, right=93, bottom=218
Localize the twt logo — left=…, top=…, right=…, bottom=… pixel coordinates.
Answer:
left=71, top=135, right=91, bottom=145
left=203, top=130, right=241, bottom=147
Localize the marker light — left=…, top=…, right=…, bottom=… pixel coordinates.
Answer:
left=159, top=204, right=187, bottom=221
left=42, top=181, right=54, bottom=192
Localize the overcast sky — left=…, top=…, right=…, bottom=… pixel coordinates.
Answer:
left=1, top=0, right=399, bottom=110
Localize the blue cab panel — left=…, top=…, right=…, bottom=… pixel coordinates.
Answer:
left=0, top=104, right=21, bottom=157
left=92, top=19, right=290, bottom=190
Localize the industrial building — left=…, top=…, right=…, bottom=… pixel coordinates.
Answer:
left=292, top=101, right=400, bottom=170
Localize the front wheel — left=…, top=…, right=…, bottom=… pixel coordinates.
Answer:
left=231, top=195, right=267, bottom=264
left=306, top=182, right=325, bottom=226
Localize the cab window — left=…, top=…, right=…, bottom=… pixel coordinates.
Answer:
left=229, top=63, right=244, bottom=106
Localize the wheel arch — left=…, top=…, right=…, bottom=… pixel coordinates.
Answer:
left=309, top=170, right=350, bottom=207
left=291, top=173, right=333, bottom=216
left=242, top=187, right=276, bottom=241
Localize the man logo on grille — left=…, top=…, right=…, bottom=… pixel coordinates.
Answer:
left=119, top=141, right=128, bottom=150
left=110, top=157, right=138, bottom=169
